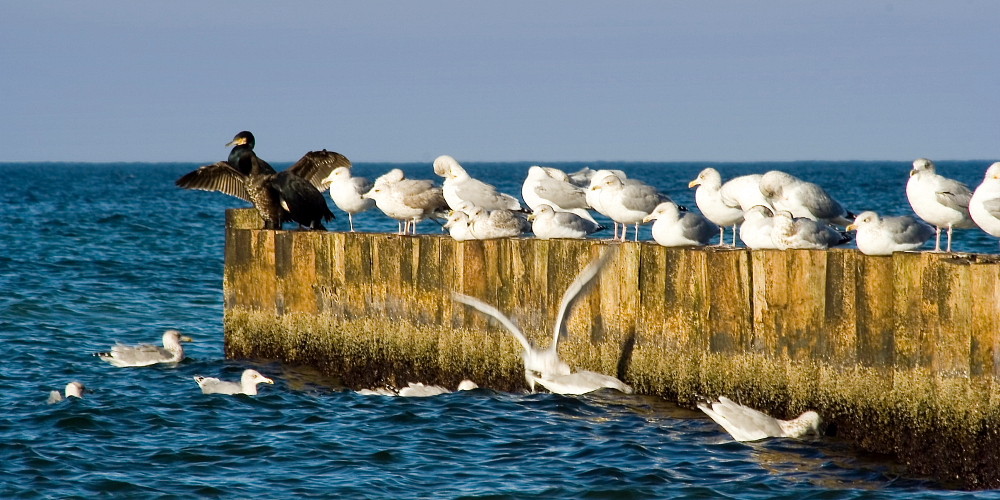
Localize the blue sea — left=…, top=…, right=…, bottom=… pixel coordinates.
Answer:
left=2, top=160, right=998, bottom=498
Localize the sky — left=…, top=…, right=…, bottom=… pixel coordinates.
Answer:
left=2, top=1, right=998, bottom=163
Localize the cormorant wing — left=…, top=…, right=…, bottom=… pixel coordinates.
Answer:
left=175, top=162, right=251, bottom=202
left=287, top=150, right=352, bottom=190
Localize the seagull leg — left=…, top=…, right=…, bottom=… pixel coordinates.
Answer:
left=731, top=224, right=738, bottom=247
left=348, top=214, right=355, bottom=232
left=933, top=226, right=942, bottom=252
left=946, top=224, right=954, bottom=253
left=716, top=226, right=725, bottom=246
left=633, top=222, right=640, bottom=242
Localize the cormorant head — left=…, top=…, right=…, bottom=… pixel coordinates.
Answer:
left=226, top=131, right=255, bottom=148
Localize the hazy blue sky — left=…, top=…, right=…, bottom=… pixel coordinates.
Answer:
left=2, top=2, right=997, bottom=163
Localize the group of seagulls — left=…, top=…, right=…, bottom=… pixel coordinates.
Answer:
left=175, top=132, right=1000, bottom=256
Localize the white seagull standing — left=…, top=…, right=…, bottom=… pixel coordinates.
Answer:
left=591, top=175, right=672, bottom=242
left=642, top=201, right=719, bottom=247
left=434, top=155, right=524, bottom=211
left=321, top=166, right=375, bottom=232
left=845, top=211, right=934, bottom=256
left=697, top=396, right=822, bottom=442
left=194, top=369, right=274, bottom=395
left=689, top=168, right=767, bottom=246
left=906, top=158, right=975, bottom=252
left=94, top=329, right=193, bottom=367
left=453, top=249, right=631, bottom=395
left=48, top=381, right=86, bottom=404
left=969, top=162, right=1000, bottom=245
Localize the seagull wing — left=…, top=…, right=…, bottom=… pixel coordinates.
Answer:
left=452, top=293, right=533, bottom=354
left=550, top=248, right=616, bottom=351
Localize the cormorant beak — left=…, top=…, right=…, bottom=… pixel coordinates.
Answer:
left=226, top=137, right=247, bottom=147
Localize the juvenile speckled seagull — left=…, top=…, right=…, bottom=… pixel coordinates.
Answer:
left=969, top=162, right=1000, bottom=244
left=845, top=211, right=934, bottom=256
left=453, top=249, right=632, bottom=395
left=194, top=369, right=274, bottom=395
left=47, top=381, right=86, bottom=404
left=94, top=329, right=193, bottom=367
left=697, top=396, right=822, bottom=442
left=906, top=158, right=975, bottom=252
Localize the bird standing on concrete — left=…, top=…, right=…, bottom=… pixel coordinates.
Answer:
left=906, top=158, right=975, bottom=252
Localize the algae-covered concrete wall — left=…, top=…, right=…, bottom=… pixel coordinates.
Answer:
left=222, top=208, right=1000, bottom=488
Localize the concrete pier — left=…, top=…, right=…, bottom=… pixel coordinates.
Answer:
left=222, top=208, right=1000, bottom=489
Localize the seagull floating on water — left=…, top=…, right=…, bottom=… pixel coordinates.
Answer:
left=697, top=396, right=822, bottom=442
left=194, top=369, right=274, bottom=395
left=48, top=381, right=86, bottom=404
left=94, top=329, right=193, bottom=367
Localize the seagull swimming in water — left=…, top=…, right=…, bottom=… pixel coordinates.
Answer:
left=47, top=381, right=86, bottom=404
left=94, top=329, right=193, bottom=367
left=193, top=369, right=274, bottom=395
left=453, top=249, right=632, bottom=395
left=697, top=396, right=822, bottom=442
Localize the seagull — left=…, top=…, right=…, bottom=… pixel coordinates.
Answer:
left=357, top=380, right=479, bottom=397
left=443, top=211, right=476, bottom=241
left=845, top=211, right=934, bottom=256
left=969, top=162, right=1000, bottom=244
left=697, top=396, right=822, bottom=442
left=591, top=175, right=672, bottom=242
left=529, top=204, right=604, bottom=240
left=759, top=170, right=854, bottom=225
left=522, top=166, right=596, bottom=222
left=642, top=201, right=719, bottom=247
left=906, top=158, right=975, bottom=252
left=434, top=155, right=524, bottom=211
left=453, top=249, right=632, bottom=395
left=194, top=369, right=274, bottom=395
left=689, top=168, right=767, bottom=246
left=466, top=207, right=527, bottom=239
left=585, top=170, right=627, bottom=240
left=47, top=381, right=86, bottom=404
left=739, top=205, right=780, bottom=250
left=771, top=211, right=852, bottom=250
left=363, top=169, right=448, bottom=235
left=94, top=329, right=193, bottom=367
left=321, top=166, right=375, bottom=231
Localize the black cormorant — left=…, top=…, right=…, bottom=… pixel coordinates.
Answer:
left=176, top=131, right=349, bottom=230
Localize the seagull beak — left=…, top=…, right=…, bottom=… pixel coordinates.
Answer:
left=909, top=169, right=917, bottom=177
left=641, top=214, right=653, bottom=223
left=527, top=213, right=536, bottom=221
left=180, top=335, right=194, bottom=342
left=262, top=377, right=274, bottom=385
left=845, top=223, right=857, bottom=231
left=688, top=179, right=701, bottom=188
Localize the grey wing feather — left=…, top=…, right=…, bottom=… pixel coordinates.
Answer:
left=620, top=181, right=666, bottom=213
left=287, top=150, right=352, bottom=189
left=682, top=214, right=720, bottom=243
left=715, top=397, right=785, bottom=436
left=175, top=162, right=251, bottom=202
left=111, top=343, right=173, bottom=365
left=885, top=216, right=934, bottom=245
left=982, top=198, right=1000, bottom=218
left=795, top=183, right=846, bottom=219
left=534, top=179, right=589, bottom=209
left=351, top=176, right=374, bottom=193
left=456, top=178, right=520, bottom=210
left=935, top=179, right=973, bottom=211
